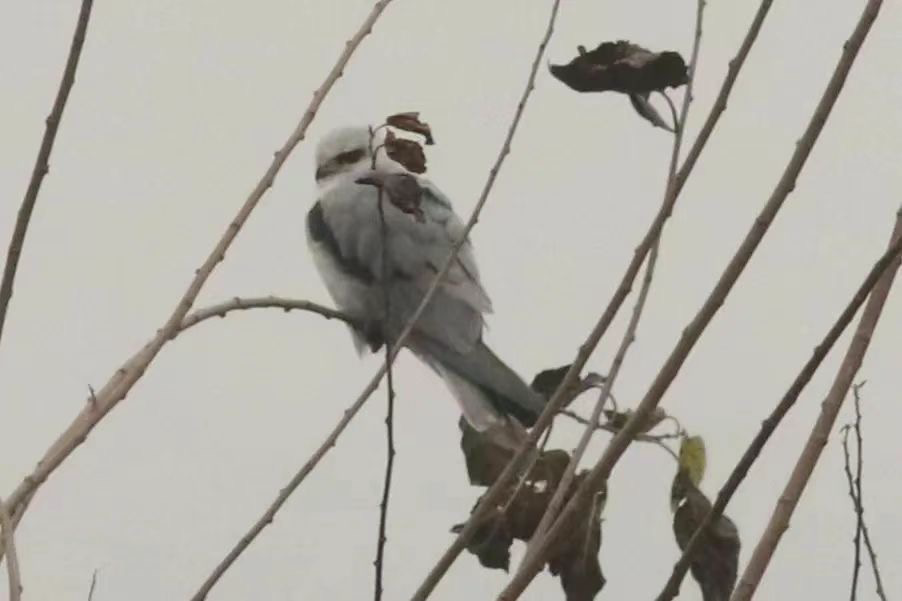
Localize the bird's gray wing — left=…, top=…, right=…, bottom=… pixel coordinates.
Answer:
left=402, top=177, right=492, bottom=314
left=314, top=175, right=490, bottom=353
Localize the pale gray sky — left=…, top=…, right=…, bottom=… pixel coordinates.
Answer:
left=1, top=1, right=900, bottom=600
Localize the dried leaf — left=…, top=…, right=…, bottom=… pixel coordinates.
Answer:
left=629, top=92, right=675, bottom=132
left=602, top=407, right=668, bottom=433
left=461, top=503, right=514, bottom=571
left=383, top=135, right=427, bottom=174
left=530, top=364, right=573, bottom=399
left=356, top=171, right=425, bottom=222
left=459, top=418, right=513, bottom=486
left=548, top=476, right=607, bottom=601
left=671, top=470, right=740, bottom=601
left=386, top=111, right=435, bottom=144
left=550, top=40, right=688, bottom=95
left=458, top=421, right=605, bottom=598
left=678, top=435, right=707, bottom=486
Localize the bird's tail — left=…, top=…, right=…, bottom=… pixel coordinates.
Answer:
left=410, top=336, right=545, bottom=431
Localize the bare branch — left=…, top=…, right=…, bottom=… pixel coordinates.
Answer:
left=845, top=383, right=889, bottom=601
left=841, top=418, right=862, bottom=601
left=656, top=220, right=902, bottom=601
left=524, top=0, right=706, bottom=562
left=373, top=176, right=396, bottom=601
left=179, top=296, right=354, bottom=332
left=0, top=0, right=95, bottom=349
left=413, top=0, right=775, bottom=596
left=559, top=410, right=680, bottom=462
left=1, top=0, right=396, bottom=539
left=0, top=497, right=22, bottom=601
left=87, top=569, right=99, bottom=601
left=733, top=196, right=897, bottom=601
left=501, top=1, right=887, bottom=596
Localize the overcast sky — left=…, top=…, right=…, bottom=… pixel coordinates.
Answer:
left=2, top=1, right=900, bottom=600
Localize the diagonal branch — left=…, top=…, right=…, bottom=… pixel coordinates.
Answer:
left=1, top=0, right=396, bottom=544
left=500, top=1, right=886, bottom=596
left=413, top=1, right=775, bottom=598
left=0, top=497, right=22, bottom=601
left=733, top=201, right=899, bottom=600
left=524, top=0, right=706, bottom=560
left=656, top=220, right=902, bottom=601
left=0, top=0, right=95, bottom=348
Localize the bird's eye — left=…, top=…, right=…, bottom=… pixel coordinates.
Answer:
left=335, top=149, right=366, bottom=164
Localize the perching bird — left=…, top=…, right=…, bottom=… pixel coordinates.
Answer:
left=307, top=125, right=545, bottom=432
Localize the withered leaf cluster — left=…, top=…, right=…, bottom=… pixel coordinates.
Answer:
left=550, top=41, right=688, bottom=94
left=359, top=112, right=435, bottom=218
left=550, top=40, right=689, bottom=132
left=458, top=419, right=606, bottom=600
left=383, top=112, right=433, bottom=174
left=670, top=437, right=740, bottom=601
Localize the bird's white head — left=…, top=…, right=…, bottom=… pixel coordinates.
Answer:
left=314, top=126, right=376, bottom=186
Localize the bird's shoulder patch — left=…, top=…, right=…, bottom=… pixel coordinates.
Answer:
left=307, top=200, right=374, bottom=284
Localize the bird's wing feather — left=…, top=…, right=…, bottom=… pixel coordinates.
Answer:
left=314, top=176, right=490, bottom=353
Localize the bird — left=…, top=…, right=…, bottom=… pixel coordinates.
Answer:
left=306, top=125, right=545, bottom=433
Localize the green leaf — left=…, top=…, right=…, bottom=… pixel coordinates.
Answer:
left=679, top=435, right=706, bottom=486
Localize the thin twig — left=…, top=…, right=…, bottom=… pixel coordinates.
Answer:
left=841, top=424, right=861, bottom=601
left=87, top=569, right=99, bottom=601
left=502, top=2, right=884, bottom=597
left=179, top=296, right=354, bottom=332
left=413, top=1, right=774, bottom=596
left=845, top=381, right=867, bottom=601
left=847, top=382, right=889, bottom=601
left=524, top=0, right=705, bottom=562
left=2, top=0, right=396, bottom=545
left=559, top=410, right=680, bottom=462
left=0, top=497, right=22, bottom=601
left=0, top=0, right=95, bottom=349
left=373, top=166, right=396, bottom=601
left=655, top=225, right=902, bottom=601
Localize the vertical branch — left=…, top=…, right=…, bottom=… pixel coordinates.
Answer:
left=844, top=381, right=867, bottom=601
left=373, top=160, right=397, bottom=601
left=655, top=232, right=902, bottom=601
left=413, top=1, right=774, bottom=597
left=0, top=498, right=22, bottom=601
left=849, top=382, right=889, bottom=601
left=841, top=422, right=861, bottom=601
left=87, top=569, right=99, bottom=601
left=841, top=382, right=889, bottom=601
left=732, top=202, right=898, bottom=598
left=0, top=0, right=95, bottom=348
left=524, top=0, right=706, bottom=560
left=500, top=0, right=886, bottom=596
left=3, top=0, right=396, bottom=547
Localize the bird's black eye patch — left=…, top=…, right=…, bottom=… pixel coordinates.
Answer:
left=335, top=148, right=366, bottom=165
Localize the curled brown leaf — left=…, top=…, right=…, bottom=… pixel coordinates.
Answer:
left=384, top=130, right=427, bottom=174
left=550, top=40, right=688, bottom=95
left=386, top=111, right=435, bottom=144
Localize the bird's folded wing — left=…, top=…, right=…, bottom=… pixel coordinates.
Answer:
left=318, top=177, right=493, bottom=317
